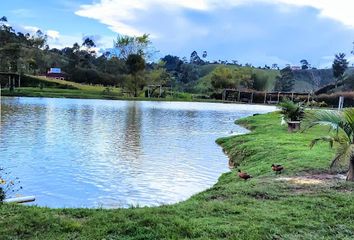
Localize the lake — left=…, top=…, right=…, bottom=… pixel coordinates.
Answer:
left=0, top=97, right=275, bottom=208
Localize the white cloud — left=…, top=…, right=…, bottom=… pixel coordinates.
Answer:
left=47, top=30, right=60, bottom=40
left=23, top=25, right=39, bottom=33
left=75, top=0, right=354, bottom=37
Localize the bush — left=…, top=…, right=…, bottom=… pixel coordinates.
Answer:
left=0, top=167, right=21, bottom=203
left=278, top=100, right=305, bottom=121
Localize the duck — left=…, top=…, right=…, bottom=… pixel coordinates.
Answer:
left=271, top=164, right=284, bottom=174
left=281, top=116, right=286, bottom=126
left=237, top=169, right=252, bottom=180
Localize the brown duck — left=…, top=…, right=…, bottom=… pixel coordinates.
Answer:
left=238, top=169, right=252, bottom=180
left=271, top=164, right=284, bottom=174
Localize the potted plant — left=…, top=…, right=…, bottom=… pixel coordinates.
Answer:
left=278, top=100, right=305, bottom=132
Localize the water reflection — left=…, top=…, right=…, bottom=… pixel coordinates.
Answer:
left=0, top=97, right=275, bottom=208
left=122, top=102, right=142, bottom=161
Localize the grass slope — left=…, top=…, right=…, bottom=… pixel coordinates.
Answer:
left=1, top=112, right=354, bottom=239
left=1, top=75, right=124, bottom=100
left=195, top=66, right=279, bottom=93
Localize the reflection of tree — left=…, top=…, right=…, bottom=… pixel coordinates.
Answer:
left=122, top=102, right=142, bottom=161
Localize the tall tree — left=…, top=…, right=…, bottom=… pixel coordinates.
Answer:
left=114, top=34, right=152, bottom=60
left=274, top=66, right=294, bottom=92
left=161, top=55, right=183, bottom=73
left=190, top=51, right=204, bottom=65
left=300, top=59, right=310, bottom=70
left=332, top=53, right=348, bottom=87
left=125, top=54, right=146, bottom=97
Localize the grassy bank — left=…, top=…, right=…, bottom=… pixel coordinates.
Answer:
left=1, top=112, right=354, bottom=239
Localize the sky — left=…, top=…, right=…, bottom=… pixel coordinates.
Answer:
left=2, top=0, right=354, bottom=68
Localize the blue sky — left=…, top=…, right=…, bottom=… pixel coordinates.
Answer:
left=2, top=0, right=354, bottom=68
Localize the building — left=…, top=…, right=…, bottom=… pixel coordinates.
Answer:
left=46, top=68, right=67, bottom=80
left=291, top=66, right=301, bottom=71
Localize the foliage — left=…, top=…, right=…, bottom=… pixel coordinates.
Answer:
left=125, top=54, right=146, bottom=97
left=303, top=109, right=354, bottom=180
left=210, top=66, right=235, bottom=90
left=114, top=34, right=153, bottom=60
left=300, top=59, right=310, bottom=70
left=332, top=53, right=348, bottom=83
left=0, top=167, right=21, bottom=203
left=274, top=66, right=295, bottom=92
left=210, top=66, right=254, bottom=91
left=250, top=73, right=269, bottom=91
left=177, top=63, right=200, bottom=91
left=146, top=61, right=171, bottom=86
left=190, top=51, right=205, bottom=65
left=278, top=100, right=305, bottom=121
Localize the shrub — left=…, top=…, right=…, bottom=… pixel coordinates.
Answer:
left=0, top=167, right=22, bottom=203
left=278, top=100, right=305, bottom=121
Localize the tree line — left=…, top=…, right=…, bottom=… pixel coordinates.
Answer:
left=1, top=15, right=353, bottom=97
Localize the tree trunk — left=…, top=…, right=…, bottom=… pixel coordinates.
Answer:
left=346, top=158, right=354, bottom=181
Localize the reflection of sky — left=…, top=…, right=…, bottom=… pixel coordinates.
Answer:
left=0, top=97, right=275, bottom=208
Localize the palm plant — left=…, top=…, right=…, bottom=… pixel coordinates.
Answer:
left=304, top=109, right=354, bottom=181
left=279, top=100, right=305, bottom=121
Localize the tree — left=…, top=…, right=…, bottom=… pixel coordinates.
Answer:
left=82, top=37, right=96, bottom=49
left=0, top=16, right=7, bottom=22
left=178, top=63, right=200, bottom=84
left=251, top=72, right=269, bottom=91
left=332, top=53, right=348, bottom=86
left=161, top=55, right=183, bottom=73
left=210, top=67, right=234, bottom=90
left=114, top=34, right=152, bottom=60
left=305, top=109, right=354, bottom=181
left=274, top=66, right=294, bottom=92
left=300, top=59, right=310, bottom=70
left=146, top=61, right=170, bottom=85
left=126, top=54, right=146, bottom=97
left=190, top=51, right=204, bottom=65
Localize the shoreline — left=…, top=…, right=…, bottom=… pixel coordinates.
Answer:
left=1, top=89, right=277, bottom=107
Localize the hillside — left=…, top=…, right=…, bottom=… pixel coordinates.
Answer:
left=194, top=65, right=279, bottom=93
left=194, top=65, right=336, bottom=93
left=292, top=69, right=334, bottom=92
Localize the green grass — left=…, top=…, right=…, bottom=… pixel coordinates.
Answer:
left=1, top=112, right=354, bottom=239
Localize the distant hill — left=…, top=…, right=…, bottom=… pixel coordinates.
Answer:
left=193, top=64, right=336, bottom=93
left=194, top=64, right=279, bottom=93
left=292, top=69, right=334, bottom=92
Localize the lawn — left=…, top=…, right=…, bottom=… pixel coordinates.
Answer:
left=0, top=112, right=353, bottom=239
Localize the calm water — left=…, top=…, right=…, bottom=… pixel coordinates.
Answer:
left=0, top=97, right=275, bottom=208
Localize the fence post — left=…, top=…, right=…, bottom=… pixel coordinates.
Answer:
left=277, top=92, right=280, bottom=103
left=338, top=96, right=344, bottom=111
left=264, top=92, right=267, bottom=104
